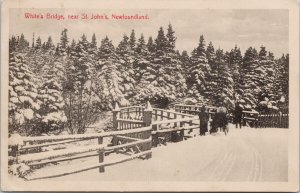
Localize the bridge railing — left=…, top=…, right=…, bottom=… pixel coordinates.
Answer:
left=257, top=113, right=288, bottom=128
left=175, top=104, right=289, bottom=128
left=235, top=111, right=288, bottom=128
left=113, top=104, right=147, bottom=130
left=152, top=108, right=194, bottom=121
left=9, top=102, right=202, bottom=180
left=119, top=106, right=145, bottom=120
left=113, top=102, right=200, bottom=147
left=151, top=116, right=199, bottom=146
left=8, top=126, right=152, bottom=180
left=174, top=104, right=217, bottom=120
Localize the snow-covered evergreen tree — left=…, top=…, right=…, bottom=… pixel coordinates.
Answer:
left=93, top=36, right=128, bottom=109
left=204, top=41, right=218, bottom=104
left=116, top=34, right=136, bottom=100
left=9, top=35, right=18, bottom=53
left=56, top=29, right=69, bottom=56
left=258, top=46, right=276, bottom=100
left=166, top=23, right=177, bottom=52
left=70, top=39, right=76, bottom=51
left=35, top=37, right=42, bottom=49
left=63, top=34, right=95, bottom=134
left=180, top=50, right=191, bottom=86
left=16, top=34, right=29, bottom=52
left=180, top=51, right=190, bottom=69
left=188, top=35, right=210, bottom=103
left=45, top=36, right=55, bottom=53
left=240, top=47, right=261, bottom=110
left=214, top=49, right=234, bottom=108
left=91, top=33, right=97, bottom=48
left=273, top=54, right=289, bottom=112
left=135, top=25, right=186, bottom=107
left=146, top=36, right=156, bottom=53
left=133, top=34, right=150, bottom=87
left=8, top=28, right=290, bottom=135
left=35, top=62, right=67, bottom=135
left=26, top=36, right=53, bottom=78
left=129, top=29, right=136, bottom=50
left=164, top=24, right=186, bottom=103
left=226, top=45, right=243, bottom=99
left=89, top=33, right=98, bottom=57
left=9, top=53, right=40, bottom=135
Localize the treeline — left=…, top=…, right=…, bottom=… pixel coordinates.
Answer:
left=9, top=24, right=289, bottom=136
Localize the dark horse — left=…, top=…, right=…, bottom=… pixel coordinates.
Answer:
left=210, top=107, right=229, bottom=135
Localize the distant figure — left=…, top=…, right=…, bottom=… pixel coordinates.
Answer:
left=198, top=106, right=208, bottom=136
left=210, top=106, right=228, bottom=134
left=234, top=103, right=243, bottom=128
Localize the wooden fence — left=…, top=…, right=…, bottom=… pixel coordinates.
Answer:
left=174, top=104, right=289, bottom=128
left=113, top=102, right=200, bottom=147
left=9, top=102, right=200, bottom=180
left=11, top=103, right=288, bottom=180
left=9, top=126, right=152, bottom=180
left=174, top=104, right=217, bottom=119
left=239, top=111, right=288, bottom=128
left=257, top=113, right=289, bottom=128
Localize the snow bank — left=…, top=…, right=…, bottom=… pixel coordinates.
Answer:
left=19, top=144, right=106, bottom=162
left=22, top=126, right=152, bottom=143
left=9, top=163, right=31, bottom=178
left=9, top=133, right=23, bottom=146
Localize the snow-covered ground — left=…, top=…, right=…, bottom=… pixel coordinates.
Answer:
left=24, top=124, right=288, bottom=182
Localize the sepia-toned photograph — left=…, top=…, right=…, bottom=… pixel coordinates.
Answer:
left=1, top=0, right=299, bottom=191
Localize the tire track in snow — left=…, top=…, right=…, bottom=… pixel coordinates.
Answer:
left=214, top=153, right=232, bottom=181
left=253, top=149, right=259, bottom=181
left=207, top=150, right=236, bottom=181
left=221, top=151, right=237, bottom=181
left=208, top=152, right=228, bottom=181
left=247, top=147, right=263, bottom=181
left=246, top=149, right=256, bottom=181
left=253, top=148, right=263, bottom=181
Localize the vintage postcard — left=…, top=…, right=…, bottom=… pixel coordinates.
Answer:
left=1, top=0, right=299, bottom=191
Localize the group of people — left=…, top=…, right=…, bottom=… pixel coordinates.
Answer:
left=198, top=103, right=244, bottom=136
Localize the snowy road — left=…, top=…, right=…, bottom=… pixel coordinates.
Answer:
left=33, top=126, right=288, bottom=182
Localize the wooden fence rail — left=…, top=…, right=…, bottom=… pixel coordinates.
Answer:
left=119, top=106, right=145, bottom=120
left=175, top=104, right=289, bottom=128
left=152, top=108, right=194, bottom=121
left=257, top=113, right=289, bottom=128
left=8, top=125, right=152, bottom=180
left=9, top=102, right=200, bottom=180
left=174, top=104, right=217, bottom=120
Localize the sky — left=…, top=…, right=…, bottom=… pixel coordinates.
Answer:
left=10, top=9, right=288, bottom=57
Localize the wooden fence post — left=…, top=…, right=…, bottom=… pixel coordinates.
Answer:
left=189, top=120, right=193, bottom=133
left=127, top=108, right=130, bottom=119
left=112, top=102, right=120, bottom=147
left=143, top=101, right=153, bottom=127
left=9, top=133, right=23, bottom=164
left=11, top=145, right=19, bottom=164
left=180, top=115, right=185, bottom=141
left=174, top=114, right=177, bottom=127
left=145, top=130, right=152, bottom=159
left=113, top=102, right=120, bottom=130
left=98, top=137, right=105, bottom=173
left=279, top=112, right=282, bottom=128
left=143, top=101, right=153, bottom=157
left=285, top=114, right=289, bottom=128
left=174, top=105, right=178, bottom=112
left=242, top=112, right=246, bottom=126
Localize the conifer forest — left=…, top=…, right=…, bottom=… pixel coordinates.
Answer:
left=9, top=25, right=289, bottom=136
